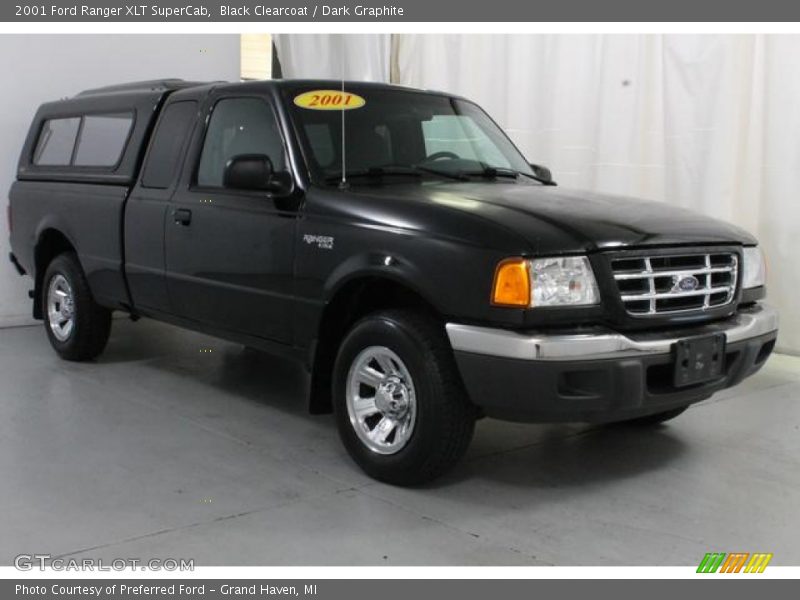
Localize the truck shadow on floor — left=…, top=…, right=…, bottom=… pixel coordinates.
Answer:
left=99, top=319, right=689, bottom=489
left=442, top=422, right=689, bottom=490
left=100, top=318, right=311, bottom=415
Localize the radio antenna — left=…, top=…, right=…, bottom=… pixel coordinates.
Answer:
left=339, top=44, right=348, bottom=190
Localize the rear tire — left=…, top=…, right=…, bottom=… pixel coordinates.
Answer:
left=620, top=406, right=689, bottom=426
left=333, top=309, right=476, bottom=486
left=42, top=252, right=112, bottom=361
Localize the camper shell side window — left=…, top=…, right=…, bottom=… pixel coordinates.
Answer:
left=16, top=86, right=176, bottom=186
left=33, top=112, right=135, bottom=169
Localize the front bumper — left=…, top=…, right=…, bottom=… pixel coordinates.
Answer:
left=446, top=303, right=778, bottom=423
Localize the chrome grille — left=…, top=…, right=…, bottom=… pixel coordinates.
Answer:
left=611, top=251, right=738, bottom=315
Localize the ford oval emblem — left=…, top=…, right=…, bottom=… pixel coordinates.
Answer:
left=673, top=274, right=700, bottom=293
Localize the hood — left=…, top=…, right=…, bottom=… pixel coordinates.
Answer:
left=348, top=181, right=757, bottom=254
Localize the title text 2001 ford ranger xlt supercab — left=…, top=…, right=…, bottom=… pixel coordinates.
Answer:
left=8, top=79, right=778, bottom=484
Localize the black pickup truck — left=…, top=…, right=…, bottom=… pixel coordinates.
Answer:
left=8, top=79, right=778, bottom=484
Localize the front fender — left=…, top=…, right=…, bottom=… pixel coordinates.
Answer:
left=322, top=250, right=442, bottom=312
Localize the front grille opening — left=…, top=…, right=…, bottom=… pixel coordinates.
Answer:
left=618, top=279, right=649, bottom=294
left=711, top=272, right=732, bottom=286
left=708, top=291, right=729, bottom=307
left=657, top=295, right=705, bottom=312
left=710, top=254, right=736, bottom=267
left=611, top=250, right=738, bottom=316
left=612, top=258, right=645, bottom=273
left=654, top=276, right=674, bottom=293
left=626, top=300, right=651, bottom=314
left=650, top=255, right=706, bottom=271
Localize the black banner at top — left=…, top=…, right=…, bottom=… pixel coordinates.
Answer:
left=3, top=0, right=800, bottom=22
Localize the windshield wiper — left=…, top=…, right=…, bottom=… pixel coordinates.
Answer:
left=324, top=166, right=422, bottom=184
left=324, top=164, right=539, bottom=185
left=418, top=162, right=523, bottom=182
left=462, top=164, right=557, bottom=185
left=459, top=165, right=520, bottom=180
left=516, top=170, right=556, bottom=186
left=412, top=164, right=470, bottom=181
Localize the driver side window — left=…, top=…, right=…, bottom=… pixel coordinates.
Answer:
left=196, top=97, right=286, bottom=188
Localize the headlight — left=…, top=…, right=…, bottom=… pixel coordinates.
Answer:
left=530, top=256, right=600, bottom=307
left=492, top=256, right=600, bottom=308
left=742, top=246, right=766, bottom=289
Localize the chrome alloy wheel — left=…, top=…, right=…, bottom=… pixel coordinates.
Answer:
left=47, top=274, right=75, bottom=342
left=345, top=346, right=417, bottom=455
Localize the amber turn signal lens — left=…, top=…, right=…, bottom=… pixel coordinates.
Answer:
left=491, top=258, right=530, bottom=307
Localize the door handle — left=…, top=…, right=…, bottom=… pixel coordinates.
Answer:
left=173, top=208, right=192, bottom=226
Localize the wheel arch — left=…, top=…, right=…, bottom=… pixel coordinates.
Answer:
left=308, top=267, right=445, bottom=415
left=32, top=227, right=78, bottom=319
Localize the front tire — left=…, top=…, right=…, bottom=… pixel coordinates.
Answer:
left=42, top=252, right=112, bottom=361
left=333, top=310, right=476, bottom=485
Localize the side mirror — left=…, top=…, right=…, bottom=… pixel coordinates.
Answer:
left=530, top=163, right=557, bottom=186
left=223, top=154, right=291, bottom=193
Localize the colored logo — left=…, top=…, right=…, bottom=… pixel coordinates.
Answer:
left=697, top=552, right=773, bottom=573
left=672, top=274, right=700, bottom=293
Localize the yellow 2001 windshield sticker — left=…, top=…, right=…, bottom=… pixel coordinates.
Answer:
left=294, top=90, right=366, bottom=110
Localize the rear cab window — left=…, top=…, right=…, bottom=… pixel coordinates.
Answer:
left=141, top=101, right=198, bottom=189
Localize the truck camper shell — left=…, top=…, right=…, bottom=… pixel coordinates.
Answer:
left=17, top=79, right=211, bottom=186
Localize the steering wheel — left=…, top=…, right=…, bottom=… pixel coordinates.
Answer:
left=425, top=151, right=460, bottom=161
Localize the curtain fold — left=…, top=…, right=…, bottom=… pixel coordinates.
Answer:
left=273, top=34, right=391, bottom=82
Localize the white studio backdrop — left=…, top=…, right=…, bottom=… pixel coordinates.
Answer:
left=277, top=34, right=800, bottom=355
left=273, top=34, right=390, bottom=81
left=0, top=34, right=242, bottom=328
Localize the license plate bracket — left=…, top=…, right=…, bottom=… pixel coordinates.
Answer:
left=673, top=333, right=726, bottom=387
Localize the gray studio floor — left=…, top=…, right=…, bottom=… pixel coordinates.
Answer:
left=1, top=318, right=798, bottom=566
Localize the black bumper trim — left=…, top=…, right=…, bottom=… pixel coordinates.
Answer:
left=455, top=330, right=777, bottom=423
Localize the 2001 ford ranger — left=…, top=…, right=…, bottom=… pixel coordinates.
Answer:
left=8, top=79, right=778, bottom=484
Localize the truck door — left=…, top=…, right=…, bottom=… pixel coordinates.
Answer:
left=125, top=100, right=199, bottom=315
left=165, top=95, right=297, bottom=344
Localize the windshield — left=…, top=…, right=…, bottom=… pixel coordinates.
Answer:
left=285, top=86, right=536, bottom=184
